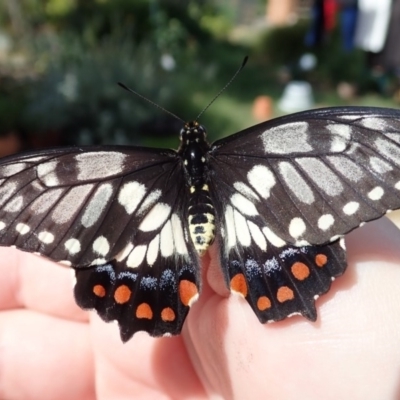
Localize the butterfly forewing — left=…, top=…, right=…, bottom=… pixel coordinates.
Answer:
left=210, top=107, right=400, bottom=246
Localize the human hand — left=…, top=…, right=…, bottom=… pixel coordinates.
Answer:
left=1, top=217, right=400, bottom=399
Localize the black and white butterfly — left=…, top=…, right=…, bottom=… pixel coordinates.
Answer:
left=1, top=105, right=400, bottom=341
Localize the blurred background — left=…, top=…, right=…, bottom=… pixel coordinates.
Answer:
left=0, top=0, right=400, bottom=155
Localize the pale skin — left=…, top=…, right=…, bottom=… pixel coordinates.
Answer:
left=1, top=217, right=400, bottom=400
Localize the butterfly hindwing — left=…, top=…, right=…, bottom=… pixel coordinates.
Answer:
left=219, top=237, right=347, bottom=323
left=209, top=107, right=400, bottom=246
left=74, top=256, right=199, bottom=340
left=210, top=186, right=347, bottom=322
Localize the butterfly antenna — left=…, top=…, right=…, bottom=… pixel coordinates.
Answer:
left=195, top=56, right=248, bottom=122
left=118, top=82, right=185, bottom=123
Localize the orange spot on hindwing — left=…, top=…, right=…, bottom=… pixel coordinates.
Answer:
left=179, top=280, right=199, bottom=307
left=277, top=286, right=294, bottom=303
left=161, top=307, right=176, bottom=322
left=136, top=303, right=153, bottom=319
left=93, top=284, right=106, bottom=297
left=114, top=285, right=132, bottom=304
left=291, top=262, right=310, bottom=280
left=230, top=274, right=248, bottom=297
left=315, top=254, right=328, bottom=267
left=257, top=296, right=272, bottom=311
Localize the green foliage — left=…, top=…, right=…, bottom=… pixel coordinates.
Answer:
left=1, top=1, right=242, bottom=146
left=255, top=21, right=310, bottom=66
left=24, top=33, right=206, bottom=145
left=0, top=78, right=26, bottom=136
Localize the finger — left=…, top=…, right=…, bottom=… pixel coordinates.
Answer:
left=87, top=313, right=207, bottom=399
left=187, top=218, right=400, bottom=399
left=0, top=309, right=95, bottom=400
left=0, top=247, right=88, bottom=321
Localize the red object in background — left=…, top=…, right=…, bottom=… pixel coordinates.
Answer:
left=324, top=0, right=338, bottom=31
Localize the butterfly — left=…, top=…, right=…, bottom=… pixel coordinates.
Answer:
left=1, top=104, right=400, bottom=341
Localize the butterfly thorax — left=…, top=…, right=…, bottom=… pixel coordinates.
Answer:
left=179, top=121, right=215, bottom=256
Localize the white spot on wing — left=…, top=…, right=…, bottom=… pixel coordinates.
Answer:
left=233, top=182, right=259, bottom=200
left=247, top=165, right=276, bottom=199
left=261, top=122, right=312, bottom=154
left=118, top=181, right=146, bottom=215
left=4, top=195, right=23, bottom=212
left=296, top=158, right=343, bottom=196
left=38, top=231, right=55, bottom=244
left=385, top=132, right=400, bottom=144
left=92, top=236, right=110, bottom=256
left=318, top=214, right=334, bottom=230
left=16, top=223, right=30, bottom=235
left=368, top=186, right=384, bottom=200
left=146, top=235, right=159, bottom=266
left=126, top=245, right=147, bottom=268
left=37, top=161, right=59, bottom=186
left=288, top=217, right=306, bottom=238
left=375, top=138, right=400, bottom=166
left=65, top=238, right=81, bottom=255
left=262, top=226, right=286, bottom=247
left=52, top=185, right=93, bottom=224
left=81, top=183, right=113, bottom=228
left=247, top=221, right=267, bottom=251
left=0, top=163, right=27, bottom=177
left=326, top=124, right=351, bottom=152
left=89, top=258, right=107, bottom=266
left=0, top=221, right=5, bottom=230
left=278, top=161, right=314, bottom=204
left=75, top=152, right=126, bottom=180
left=160, top=220, right=174, bottom=257
left=171, top=214, right=187, bottom=255
left=30, top=189, right=64, bottom=214
left=295, top=240, right=310, bottom=246
left=138, top=189, right=162, bottom=215
left=327, top=123, right=351, bottom=138
left=233, top=210, right=251, bottom=246
left=361, top=117, right=386, bottom=130
left=369, top=157, right=393, bottom=174
left=0, top=182, right=17, bottom=206
left=225, top=205, right=236, bottom=249
left=396, top=181, right=400, bottom=190
left=230, top=193, right=258, bottom=216
left=327, top=156, right=363, bottom=182
left=343, top=201, right=359, bottom=215
left=139, top=203, right=171, bottom=232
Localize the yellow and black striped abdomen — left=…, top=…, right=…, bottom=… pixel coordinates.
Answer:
left=188, top=184, right=215, bottom=256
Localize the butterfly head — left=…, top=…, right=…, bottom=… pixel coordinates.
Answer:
left=180, top=121, right=207, bottom=144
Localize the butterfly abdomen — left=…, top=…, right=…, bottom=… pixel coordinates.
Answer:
left=188, top=184, right=215, bottom=256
